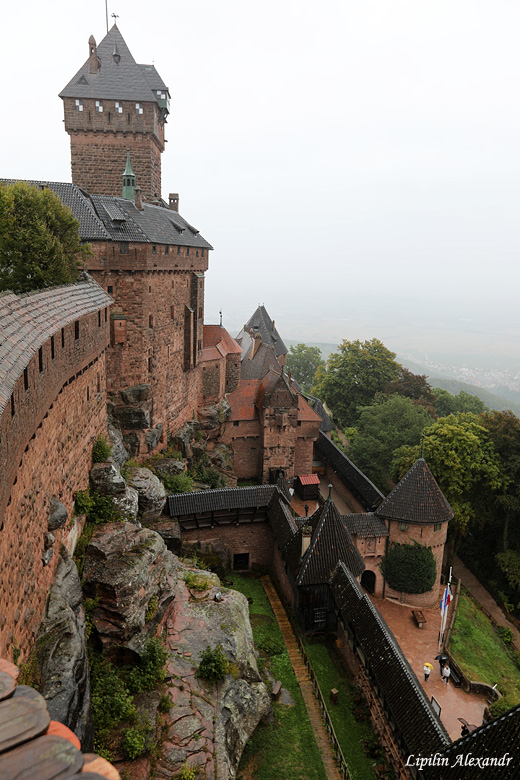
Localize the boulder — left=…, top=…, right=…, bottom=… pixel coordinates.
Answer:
left=89, top=459, right=126, bottom=496
left=112, top=486, right=140, bottom=524
left=120, top=384, right=151, bottom=405
left=123, top=432, right=140, bottom=457
left=48, top=497, right=68, bottom=531
left=126, top=468, right=166, bottom=522
left=146, top=518, right=182, bottom=552
left=145, top=424, right=164, bottom=452
left=153, top=459, right=186, bottom=482
left=198, top=399, right=231, bottom=430
left=37, top=546, right=93, bottom=750
left=83, top=523, right=180, bottom=650
left=107, top=421, right=130, bottom=468
left=171, top=421, right=200, bottom=458
left=208, top=443, right=234, bottom=471
left=42, top=549, right=54, bottom=566
left=112, top=407, right=151, bottom=430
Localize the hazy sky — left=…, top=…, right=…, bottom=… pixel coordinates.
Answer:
left=1, top=1, right=519, bottom=359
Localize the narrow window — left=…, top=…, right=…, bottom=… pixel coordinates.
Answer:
left=186, top=247, right=190, bottom=256
left=167, top=345, right=170, bottom=359
left=170, top=305, right=175, bottom=319
left=11, top=395, right=15, bottom=416
left=105, top=308, right=108, bottom=322
left=75, top=99, right=83, bottom=112
left=148, top=357, right=153, bottom=372
left=152, top=244, right=157, bottom=254
left=198, top=307, right=202, bottom=319
left=119, top=242, right=129, bottom=254
left=177, top=246, right=181, bottom=255
left=24, top=368, right=28, bottom=391
left=98, top=311, right=101, bottom=327
left=202, top=249, right=205, bottom=257
left=149, top=314, right=154, bottom=328
left=86, top=387, right=90, bottom=402
left=165, top=245, right=169, bottom=255
left=127, top=112, right=131, bottom=124
left=196, top=250, right=199, bottom=257
left=39, top=347, right=43, bottom=372
left=61, top=327, right=65, bottom=348
left=115, top=101, right=123, bottom=114
left=51, top=336, right=55, bottom=359
left=95, top=100, right=103, bottom=112
left=135, top=102, right=143, bottom=114
left=97, top=374, right=101, bottom=393
left=197, top=339, right=202, bottom=351
left=107, top=285, right=114, bottom=294
left=75, top=321, right=80, bottom=340
left=108, top=112, right=111, bottom=123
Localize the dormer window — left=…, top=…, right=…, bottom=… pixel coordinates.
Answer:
left=115, top=101, right=123, bottom=114
left=135, top=103, right=143, bottom=114
left=96, top=100, right=103, bottom=113
left=75, top=99, right=83, bottom=112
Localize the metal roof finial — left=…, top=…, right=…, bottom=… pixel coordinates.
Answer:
left=219, top=309, right=223, bottom=327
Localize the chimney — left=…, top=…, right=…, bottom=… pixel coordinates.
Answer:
left=134, top=186, right=143, bottom=211
left=169, top=193, right=179, bottom=212
left=88, top=35, right=99, bottom=74
left=250, top=333, right=262, bottom=359
left=301, top=525, right=312, bottom=558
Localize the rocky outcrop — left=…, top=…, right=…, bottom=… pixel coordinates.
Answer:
left=107, top=420, right=130, bottom=468
left=146, top=517, right=182, bottom=552
left=48, top=497, right=68, bottom=531
left=112, top=485, right=140, bottom=524
left=171, top=421, right=200, bottom=458
left=198, top=398, right=231, bottom=430
left=82, top=523, right=179, bottom=652
left=90, top=459, right=126, bottom=496
left=37, top=546, right=93, bottom=750
left=120, top=384, right=151, bottom=405
left=126, top=467, right=166, bottom=521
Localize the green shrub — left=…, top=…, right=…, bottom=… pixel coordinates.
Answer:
left=74, top=489, right=94, bottom=516
left=196, top=644, right=229, bottom=682
left=160, top=473, right=194, bottom=494
left=175, top=764, right=198, bottom=780
left=158, top=693, right=174, bottom=713
left=497, top=626, right=514, bottom=645
left=258, top=636, right=284, bottom=656
left=145, top=595, right=159, bottom=622
left=92, top=434, right=112, bottom=463
left=380, top=542, right=436, bottom=594
left=121, top=727, right=146, bottom=759
left=489, top=695, right=516, bottom=718
left=90, top=657, right=137, bottom=736
left=184, top=572, right=212, bottom=592
left=124, top=637, right=167, bottom=693
left=74, top=490, right=119, bottom=524
left=191, top=463, right=224, bottom=488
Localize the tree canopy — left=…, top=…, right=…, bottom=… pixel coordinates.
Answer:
left=346, top=395, right=434, bottom=492
left=0, top=182, right=88, bottom=293
left=286, top=343, right=323, bottom=393
left=392, top=413, right=505, bottom=553
left=312, top=338, right=401, bottom=426
left=433, top=388, right=488, bottom=417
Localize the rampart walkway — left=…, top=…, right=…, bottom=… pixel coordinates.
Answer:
left=261, top=576, right=343, bottom=780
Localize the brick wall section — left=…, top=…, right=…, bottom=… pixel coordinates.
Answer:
left=225, top=355, right=240, bottom=394
left=385, top=519, right=448, bottom=607
left=63, top=98, right=164, bottom=198
left=182, top=522, right=275, bottom=571
left=88, top=244, right=208, bottom=443
left=201, top=359, right=224, bottom=404
left=0, top=315, right=109, bottom=659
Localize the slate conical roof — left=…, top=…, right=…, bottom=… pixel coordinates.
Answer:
left=236, top=305, right=288, bottom=359
left=289, top=498, right=365, bottom=586
left=60, top=25, right=167, bottom=103
left=375, top=459, right=453, bottom=525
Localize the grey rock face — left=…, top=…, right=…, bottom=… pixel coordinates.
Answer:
left=153, top=459, right=186, bottom=481
left=198, top=398, right=232, bottom=430
left=145, top=424, right=164, bottom=452
left=113, top=407, right=151, bottom=430
left=122, top=432, right=140, bottom=457
left=171, top=421, right=200, bottom=457
left=147, top=518, right=182, bottom=552
left=120, top=384, right=151, bottom=405
left=112, top=485, right=140, bottom=524
left=37, top=547, right=93, bottom=749
left=42, top=549, right=54, bottom=566
left=48, top=497, right=68, bottom=530
left=89, top=459, right=126, bottom=496
left=107, top=421, right=130, bottom=468
left=83, top=523, right=179, bottom=650
left=126, top=467, right=166, bottom=522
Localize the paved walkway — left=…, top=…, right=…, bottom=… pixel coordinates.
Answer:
left=452, top=556, right=520, bottom=650
left=370, top=592, right=488, bottom=740
left=261, top=576, right=343, bottom=780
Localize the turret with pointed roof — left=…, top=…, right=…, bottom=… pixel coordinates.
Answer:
left=60, top=25, right=170, bottom=199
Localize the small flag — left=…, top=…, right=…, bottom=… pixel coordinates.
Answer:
left=440, top=584, right=453, bottom=616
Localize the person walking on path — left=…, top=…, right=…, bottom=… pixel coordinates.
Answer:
left=443, top=665, right=451, bottom=685
left=424, top=662, right=433, bottom=681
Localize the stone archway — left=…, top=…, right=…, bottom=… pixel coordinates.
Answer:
left=361, top=569, right=376, bottom=594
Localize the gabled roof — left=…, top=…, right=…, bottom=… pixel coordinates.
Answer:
left=286, top=499, right=364, bottom=586
left=167, top=486, right=280, bottom=517
left=240, top=341, right=280, bottom=380
left=297, top=395, right=322, bottom=423
left=236, top=305, right=287, bottom=359
left=330, top=562, right=450, bottom=757
left=375, top=459, right=453, bottom=525
left=0, top=274, right=112, bottom=415
left=60, top=25, right=168, bottom=104
left=255, top=370, right=296, bottom=412
left=342, top=513, right=389, bottom=538
left=203, top=325, right=241, bottom=356
left=296, top=474, right=320, bottom=486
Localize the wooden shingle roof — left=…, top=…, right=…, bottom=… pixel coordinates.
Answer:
left=0, top=274, right=112, bottom=415
left=375, top=459, right=453, bottom=525
left=330, top=562, right=450, bottom=757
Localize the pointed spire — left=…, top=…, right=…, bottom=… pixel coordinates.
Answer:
left=122, top=153, right=136, bottom=200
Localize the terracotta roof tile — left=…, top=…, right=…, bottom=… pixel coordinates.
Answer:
left=227, top=380, right=260, bottom=421
left=297, top=395, right=322, bottom=423
left=203, top=325, right=241, bottom=356
left=297, top=474, right=320, bottom=485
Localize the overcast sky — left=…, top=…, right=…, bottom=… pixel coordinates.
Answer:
left=1, top=1, right=519, bottom=361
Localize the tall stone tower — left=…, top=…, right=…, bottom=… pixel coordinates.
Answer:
left=60, top=25, right=169, bottom=199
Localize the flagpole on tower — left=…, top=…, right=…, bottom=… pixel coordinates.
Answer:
left=105, top=0, right=109, bottom=33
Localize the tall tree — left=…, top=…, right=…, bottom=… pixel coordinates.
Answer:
left=392, top=413, right=505, bottom=558
left=384, top=367, right=435, bottom=413
left=0, top=182, right=89, bottom=293
left=312, top=338, right=400, bottom=426
left=347, top=395, right=434, bottom=492
left=286, top=343, right=323, bottom=393
left=433, top=388, right=488, bottom=417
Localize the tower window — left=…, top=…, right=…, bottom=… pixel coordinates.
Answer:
left=170, top=305, right=175, bottom=319
left=177, top=246, right=181, bottom=255
left=119, top=243, right=129, bottom=254
left=152, top=245, right=157, bottom=254
left=24, top=368, right=28, bottom=391
left=148, top=357, right=153, bottom=372
left=135, top=103, right=143, bottom=114
left=202, top=249, right=205, bottom=257
left=165, top=245, right=169, bottom=255
left=149, top=315, right=154, bottom=328
left=96, top=100, right=103, bottom=112
left=107, top=285, right=114, bottom=294
left=115, top=101, right=123, bottom=114
left=98, top=311, right=101, bottom=327
left=51, top=336, right=55, bottom=359
left=186, top=247, right=190, bottom=256
left=75, top=99, right=83, bottom=112
left=39, top=347, right=43, bottom=372
left=75, top=321, right=80, bottom=340
left=196, top=250, right=199, bottom=257
left=61, top=327, right=65, bottom=348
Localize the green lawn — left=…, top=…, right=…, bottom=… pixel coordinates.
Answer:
left=450, top=590, right=520, bottom=714
left=304, top=639, right=379, bottom=780
left=230, top=573, right=328, bottom=780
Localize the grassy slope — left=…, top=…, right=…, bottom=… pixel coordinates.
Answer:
left=450, top=591, right=520, bottom=711
left=231, top=574, right=327, bottom=780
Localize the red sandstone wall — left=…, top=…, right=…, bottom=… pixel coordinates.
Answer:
left=385, top=520, right=448, bottom=607
left=201, top=359, right=225, bottom=404
left=182, top=523, right=275, bottom=570
left=0, top=313, right=109, bottom=660
left=219, top=420, right=261, bottom=479
left=63, top=98, right=164, bottom=198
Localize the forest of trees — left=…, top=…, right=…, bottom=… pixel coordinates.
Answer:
left=288, top=338, right=520, bottom=617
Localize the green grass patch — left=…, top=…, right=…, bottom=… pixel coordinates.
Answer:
left=231, top=573, right=327, bottom=780
left=304, top=639, right=380, bottom=780
left=450, top=590, right=520, bottom=714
